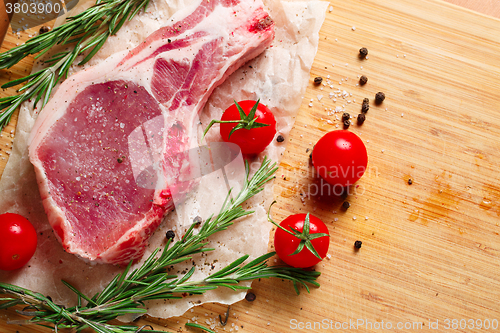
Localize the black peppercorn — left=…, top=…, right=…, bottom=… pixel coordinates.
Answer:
left=314, top=76, right=323, bottom=85
left=193, top=216, right=202, bottom=227
left=375, top=92, right=385, bottom=104
left=166, top=230, right=175, bottom=240
left=354, top=240, right=362, bottom=249
left=245, top=292, right=256, bottom=302
left=342, top=112, right=350, bottom=122
left=343, top=120, right=350, bottom=129
left=408, top=178, right=413, bottom=185
left=362, top=98, right=369, bottom=105
left=117, top=158, right=123, bottom=163
left=276, top=135, right=285, bottom=143
left=359, top=47, right=368, bottom=58
left=359, top=75, right=368, bottom=85
left=361, top=103, right=370, bottom=113
left=357, top=113, right=366, bottom=125
left=342, top=201, right=351, bottom=210
left=39, top=26, right=50, bottom=34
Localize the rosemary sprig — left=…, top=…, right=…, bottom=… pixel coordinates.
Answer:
left=0, top=0, right=152, bottom=128
left=0, top=158, right=321, bottom=333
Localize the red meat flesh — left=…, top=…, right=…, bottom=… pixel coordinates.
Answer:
left=28, top=0, right=274, bottom=264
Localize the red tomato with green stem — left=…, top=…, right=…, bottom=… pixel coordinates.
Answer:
left=312, top=130, right=368, bottom=187
left=268, top=205, right=330, bottom=268
left=202, top=100, right=276, bottom=155
left=0, top=213, right=38, bottom=271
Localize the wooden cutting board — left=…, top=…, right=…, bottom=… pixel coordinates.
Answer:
left=1, top=0, right=500, bottom=332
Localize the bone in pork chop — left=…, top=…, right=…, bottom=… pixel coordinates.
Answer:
left=28, top=0, right=275, bottom=264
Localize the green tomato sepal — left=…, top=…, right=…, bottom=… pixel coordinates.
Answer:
left=201, top=99, right=269, bottom=143
left=267, top=201, right=330, bottom=260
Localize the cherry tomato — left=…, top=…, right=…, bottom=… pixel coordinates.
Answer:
left=274, top=214, right=329, bottom=268
left=312, top=130, right=368, bottom=187
left=219, top=100, right=276, bottom=155
left=0, top=213, right=38, bottom=271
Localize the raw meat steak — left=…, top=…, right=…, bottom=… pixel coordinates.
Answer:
left=28, top=0, right=275, bottom=264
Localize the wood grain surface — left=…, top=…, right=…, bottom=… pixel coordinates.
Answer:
left=1, top=0, right=500, bottom=332
left=445, top=0, right=500, bottom=18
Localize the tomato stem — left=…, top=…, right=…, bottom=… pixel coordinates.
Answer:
left=200, top=99, right=269, bottom=143
left=267, top=201, right=329, bottom=261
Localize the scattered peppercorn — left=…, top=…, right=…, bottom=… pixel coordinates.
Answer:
left=342, top=112, right=350, bottom=121
left=354, top=240, right=362, bottom=249
left=357, top=113, right=366, bottom=125
left=343, top=119, right=350, bottom=129
left=359, top=75, right=368, bottom=85
left=39, top=26, right=50, bottom=34
left=309, top=152, right=313, bottom=165
left=359, top=47, right=368, bottom=58
left=314, top=76, right=323, bottom=85
left=363, top=97, right=369, bottom=104
left=193, top=216, right=202, bottom=227
left=276, top=135, right=285, bottom=143
left=245, top=292, right=256, bottom=302
left=117, top=158, right=123, bottom=163
left=375, top=92, right=386, bottom=104
left=342, top=201, right=351, bottom=210
left=166, top=230, right=175, bottom=240
left=408, top=178, right=413, bottom=185
left=361, top=103, right=370, bottom=113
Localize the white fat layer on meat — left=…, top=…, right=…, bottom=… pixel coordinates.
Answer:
left=0, top=0, right=328, bottom=320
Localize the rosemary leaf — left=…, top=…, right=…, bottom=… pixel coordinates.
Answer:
left=0, top=299, right=23, bottom=310
left=61, top=280, right=97, bottom=306
left=185, top=322, right=217, bottom=333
